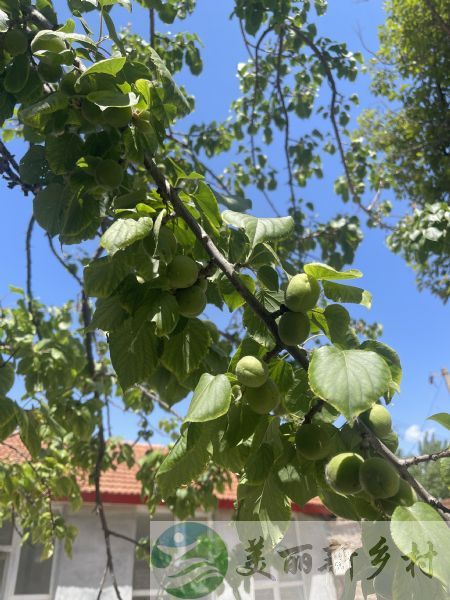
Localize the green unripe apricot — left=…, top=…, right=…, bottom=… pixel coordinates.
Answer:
left=3, top=29, right=28, bottom=56
left=378, top=478, right=417, bottom=514
left=166, top=255, right=199, bottom=289
left=284, top=273, right=320, bottom=312
left=359, top=457, right=400, bottom=499
left=295, top=423, right=337, bottom=460
left=380, top=430, right=399, bottom=453
left=235, top=356, right=268, bottom=388
left=361, top=404, right=392, bottom=437
left=278, top=311, right=310, bottom=346
left=37, top=61, right=63, bottom=83
left=325, top=452, right=364, bottom=494
left=243, top=379, right=280, bottom=415
left=175, top=285, right=207, bottom=318
left=103, top=106, right=132, bottom=128
left=95, top=159, right=124, bottom=189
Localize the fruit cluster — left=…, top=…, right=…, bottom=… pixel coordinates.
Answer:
left=296, top=404, right=416, bottom=518
left=166, top=254, right=207, bottom=317
left=278, top=273, right=320, bottom=346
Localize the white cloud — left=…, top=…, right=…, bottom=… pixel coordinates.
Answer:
left=404, top=424, right=435, bottom=444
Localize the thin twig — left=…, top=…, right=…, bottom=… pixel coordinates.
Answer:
left=25, top=216, right=42, bottom=339
left=137, top=385, right=183, bottom=421
left=401, top=448, right=450, bottom=468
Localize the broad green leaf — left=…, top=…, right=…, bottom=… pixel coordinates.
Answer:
left=17, top=410, right=41, bottom=459
left=45, top=133, right=83, bottom=175
left=157, top=421, right=221, bottom=496
left=78, top=57, right=126, bottom=80
left=391, top=502, right=450, bottom=585
left=360, top=340, right=402, bottom=400
left=211, top=188, right=252, bottom=212
left=146, top=46, right=190, bottom=114
left=87, top=91, right=139, bottom=109
left=309, top=345, right=391, bottom=419
left=101, top=217, right=153, bottom=255
left=192, top=182, right=221, bottom=237
left=109, top=320, right=160, bottom=390
left=84, top=257, right=130, bottom=298
left=220, top=275, right=255, bottom=311
left=222, top=210, right=294, bottom=250
left=428, top=413, right=450, bottom=430
left=322, top=280, right=372, bottom=308
left=19, top=93, right=68, bottom=123
left=161, top=319, right=211, bottom=381
left=277, top=458, right=317, bottom=507
left=0, top=397, right=19, bottom=441
left=19, top=146, right=49, bottom=186
left=185, top=373, right=232, bottom=423
left=0, top=361, right=14, bottom=396
left=150, top=292, right=179, bottom=336
left=237, top=473, right=291, bottom=548
left=33, top=184, right=66, bottom=237
left=312, top=304, right=358, bottom=349
left=89, top=297, right=127, bottom=331
left=304, top=262, right=362, bottom=280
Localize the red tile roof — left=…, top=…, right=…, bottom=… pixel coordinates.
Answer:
left=0, top=434, right=330, bottom=516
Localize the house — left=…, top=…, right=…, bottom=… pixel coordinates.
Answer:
left=0, top=435, right=343, bottom=600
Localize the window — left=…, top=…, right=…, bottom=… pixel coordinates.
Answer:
left=0, top=521, right=55, bottom=599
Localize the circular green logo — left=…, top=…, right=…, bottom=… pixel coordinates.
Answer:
left=151, top=522, right=228, bottom=599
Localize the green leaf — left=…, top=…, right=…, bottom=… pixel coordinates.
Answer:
left=33, top=184, right=66, bottom=237
left=185, top=373, right=232, bottom=423
left=309, top=345, right=391, bottom=419
left=0, top=398, right=19, bottom=441
left=19, top=93, right=68, bottom=123
left=109, top=320, right=160, bottom=390
left=237, top=473, right=291, bottom=547
left=45, top=133, right=83, bottom=175
left=19, top=146, right=49, bottom=186
left=17, top=410, right=41, bottom=459
left=101, top=217, right=153, bottom=255
left=304, top=262, right=362, bottom=280
left=428, top=413, right=450, bottom=430
left=192, top=182, right=221, bottom=237
left=0, top=361, right=14, bottom=396
left=222, top=210, right=294, bottom=250
left=220, top=275, right=255, bottom=311
left=157, top=421, right=221, bottom=497
left=211, top=188, right=251, bottom=212
left=322, top=280, right=372, bottom=308
left=89, top=297, right=127, bottom=331
left=87, top=91, right=139, bottom=109
left=391, top=502, right=450, bottom=585
left=84, top=257, right=130, bottom=298
left=278, top=458, right=317, bottom=507
left=162, top=319, right=211, bottom=381
left=78, top=57, right=126, bottom=80
left=360, top=340, right=402, bottom=400
left=146, top=46, right=191, bottom=114
left=150, top=292, right=179, bottom=336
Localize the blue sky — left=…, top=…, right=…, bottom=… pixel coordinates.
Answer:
left=1, top=0, right=448, bottom=450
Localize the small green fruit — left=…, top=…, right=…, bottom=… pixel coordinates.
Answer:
left=285, top=273, right=320, bottom=312
left=278, top=311, right=310, bottom=346
left=103, top=106, right=132, bottom=128
left=295, top=423, right=337, bottom=460
left=81, top=99, right=103, bottom=124
left=175, top=285, right=207, bottom=318
left=3, top=29, right=28, bottom=56
left=325, top=452, right=364, bottom=494
left=37, top=61, right=63, bottom=83
left=361, top=404, right=392, bottom=437
left=235, top=356, right=268, bottom=388
left=95, top=159, right=124, bottom=189
left=244, top=379, right=280, bottom=415
left=359, top=457, right=400, bottom=499
left=166, top=255, right=199, bottom=289
left=380, top=430, right=399, bottom=453
left=378, top=478, right=417, bottom=514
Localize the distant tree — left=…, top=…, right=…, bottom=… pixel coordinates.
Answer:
left=408, top=433, right=450, bottom=500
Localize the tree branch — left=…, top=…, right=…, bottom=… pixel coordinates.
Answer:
left=145, top=157, right=309, bottom=371
left=424, top=0, right=450, bottom=36
left=357, top=419, right=450, bottom=522
left=401, top=448, right=450, bottom=468
left=25, top=216, right=42, bottom=340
